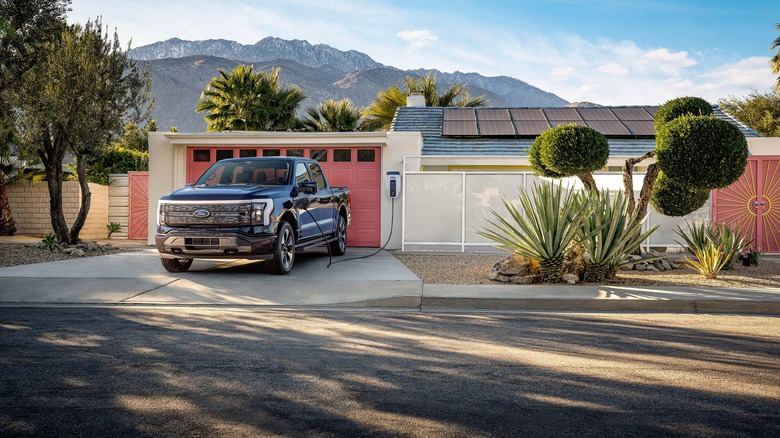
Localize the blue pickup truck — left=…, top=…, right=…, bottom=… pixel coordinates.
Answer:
left=156, top=157, right=351, bottom=274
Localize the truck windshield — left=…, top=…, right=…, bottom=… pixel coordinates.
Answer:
left=194, top=160, right=291, bottom=186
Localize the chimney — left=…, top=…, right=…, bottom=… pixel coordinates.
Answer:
left=407, top=90, right=425, bottom=107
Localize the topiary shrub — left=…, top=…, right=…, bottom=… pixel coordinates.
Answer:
left=650, top=172, right=710, bottom=217
left=529, top=136, right=565, bottom=178
left=654, top=96, right=713, bottom=130
left=537, top=124, right=609, bottom=176
left=655, top=115, right=748, bottom=190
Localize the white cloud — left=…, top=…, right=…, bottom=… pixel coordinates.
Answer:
left=552, top=66, right=575, bottom=79
left=644, top=48, right=697, bottom=68
left=397, top=29, right=438, bottom=49
left=598, top=63, right=628, bottom=76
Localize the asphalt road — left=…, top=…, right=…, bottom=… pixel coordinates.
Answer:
left=1, top=308, right=778, bottom=437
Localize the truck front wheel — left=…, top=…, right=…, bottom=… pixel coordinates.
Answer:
left=268, top=221, right=295, bottom=275
left=160, top=257, right=193, bottom=273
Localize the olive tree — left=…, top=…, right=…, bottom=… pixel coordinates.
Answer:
left=16, top=18, right=151, bottom=244
left=528, top=124, right=609, bottom=192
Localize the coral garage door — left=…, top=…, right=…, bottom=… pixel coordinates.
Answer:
left=186, top=146, right=381, bottom=247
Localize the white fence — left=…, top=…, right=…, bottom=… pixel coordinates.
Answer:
left=401, top=158, right=711, bottom=252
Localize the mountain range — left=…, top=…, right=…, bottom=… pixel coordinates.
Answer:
left=129, top=37, right=568, bottom=132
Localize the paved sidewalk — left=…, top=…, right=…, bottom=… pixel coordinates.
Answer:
left=0, top=247, right=779, bottom=313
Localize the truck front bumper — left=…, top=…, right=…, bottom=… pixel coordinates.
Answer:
left=156, top=231, right=276, bottom=260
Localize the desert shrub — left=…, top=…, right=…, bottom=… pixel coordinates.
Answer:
left=654, top=96, right=713, bottom=130
left=655, top=115, right=748, bottom=190
left=649, top=172, right=710, bottom=216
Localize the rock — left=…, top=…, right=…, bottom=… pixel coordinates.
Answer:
left=620, top=264, right=634, bottom=271
left=71, top=248, right=85, bottom=257
left=635, top=264, right=647, bottom=271
left=661, top=260, right=672, bottom=270
left=490, top=254, right=540, bottom=283
left=653, top=260, right=665, bottom=271
left=86, top=242, right=98, bottom=251
left=646, top=265, right=659, bottom=272
left=628, top=255, right=642, bottom=261
left=561, top=274, right=579, bottom=285
left=669, top=261, right=679, bottom=269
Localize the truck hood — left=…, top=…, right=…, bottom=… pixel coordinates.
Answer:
left=160, top=185, right=290, bottom=201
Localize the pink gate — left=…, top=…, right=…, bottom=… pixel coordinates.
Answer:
left=713, top=156, right=780, bottom=253
left=127, top=171, right=149, bottom=240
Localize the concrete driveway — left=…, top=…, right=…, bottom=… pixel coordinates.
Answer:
left=0, top=248, right=423, bottom=306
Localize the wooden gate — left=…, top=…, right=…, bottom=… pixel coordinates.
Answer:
left=712, top=157, right=780, bottom=253
left=127, top=171, right=149, bottom=240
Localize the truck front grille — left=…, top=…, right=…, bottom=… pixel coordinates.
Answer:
left=163, top=203, right=252, bottom=227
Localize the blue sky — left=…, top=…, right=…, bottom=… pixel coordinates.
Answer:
left=68, top=0, right=780, bottom=105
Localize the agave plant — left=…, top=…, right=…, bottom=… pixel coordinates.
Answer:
left=576, top=190, right=659, bottom=282
left=678, top=240, right=729, bottom=279
left=674, top=221, right=751, bottom=271
left=713, top=223, right=752, bottom=270
left=478, top=182, right=588, bottom=283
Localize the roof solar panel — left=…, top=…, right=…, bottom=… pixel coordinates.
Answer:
left=514, top=120, right=550, bottom=136
left=543, top=108, right=582, bottom=121
left=645, top=106, right=660, bottom=116
left=577, top=108, right=618, bottom=121
left=478, top=120, right=516, bottom=136
left=611, top=107, right=653, bottom=121
left=586, top=120, right=630, bottom=136
left=476, top=108, right=511, bottom=121
left=550, top=120, right=587, bottom=128
left=622, top=120, right=655, bottom=136
left=442, top=120, right=478, bottom=136
left=510, top=108, right=547, bottom=121
left=443, top=108, right=476, bottom=121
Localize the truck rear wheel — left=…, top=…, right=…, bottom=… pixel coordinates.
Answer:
left=328, top=214, right=347, bottom=256
left=268, top=221, right=295, bottom=275
left=160, top=257, right=193, bottom=273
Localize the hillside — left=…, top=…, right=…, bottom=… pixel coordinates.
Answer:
left=131, top=38, right=568, bottom=132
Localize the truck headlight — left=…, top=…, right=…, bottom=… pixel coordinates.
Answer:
left=158, top=202, right=166, bottom=226
left=251, top=200, right=272, bottom=226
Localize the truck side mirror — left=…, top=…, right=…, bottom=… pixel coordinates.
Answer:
left=299, top=180, right=317, bottom=194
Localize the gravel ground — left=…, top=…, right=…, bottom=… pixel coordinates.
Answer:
left=2, top=241, right=779, bottom=288
left=0, top=242, right=152, bottom=268
left=392, top=252, right=780, bottom=288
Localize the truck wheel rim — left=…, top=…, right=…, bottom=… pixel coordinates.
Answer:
left=281, top=227, right=294, bottom=269
left=338, top=218, right=346, bottom=251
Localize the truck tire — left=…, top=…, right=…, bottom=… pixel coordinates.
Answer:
left=328, top=214, right=347, bottom=256
left=160, top=257, right=193, bottom=273
left=268, top=221, right=295, bottom=275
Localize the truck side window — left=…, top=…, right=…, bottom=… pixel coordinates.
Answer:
left=295, top=163, right=311, bottom=185
left=308, top=163, right=326, bottom=189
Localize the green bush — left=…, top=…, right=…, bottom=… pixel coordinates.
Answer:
left=654, top=96, right=713, bottom=130
left=649, top=172, right=710, bottom=217
left=655, top=115, right=748, bottom=190
left=87, top=145, right=149, bottom=185
left=528, top=136, right=565, bottom=178
left=536, top=124, right=609, bottom=176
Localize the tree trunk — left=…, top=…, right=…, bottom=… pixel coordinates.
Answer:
left=40, top=133, right=70, bottom=243
left=622, top=151, right=658, bottom=255
left=577, top=172, right=598, bottom=193
left=0, top=173, right=16, bottom=235
left=634, top=163, right=661, bottom=222
left=69, top=154, right=91, bottom=244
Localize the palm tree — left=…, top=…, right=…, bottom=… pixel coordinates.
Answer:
left=196, top=65, right=306, bottom=131
left=772, top=23, right=780, bottom=91
left=362, top=72, right=487, bottom=131
left=301, top=98, right=363, bottom=132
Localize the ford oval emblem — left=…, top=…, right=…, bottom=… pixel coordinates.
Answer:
left=193, top=209, right=211, bottom=218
